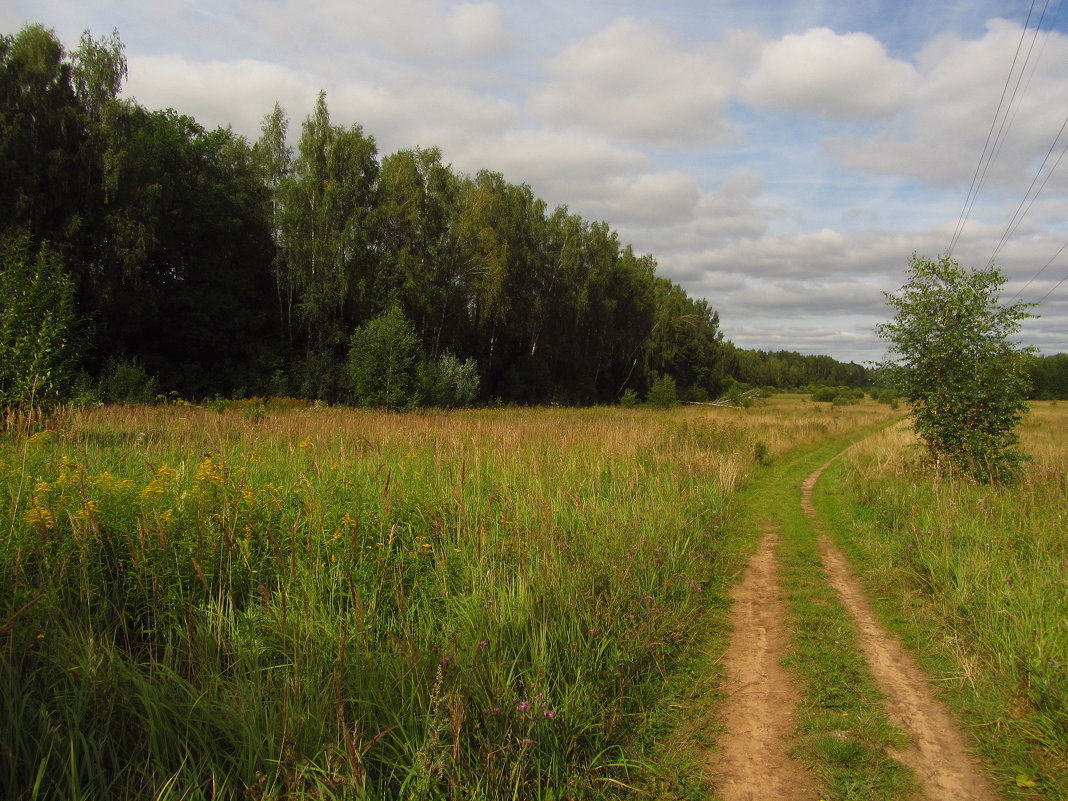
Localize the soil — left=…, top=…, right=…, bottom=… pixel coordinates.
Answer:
left=705, top=453, right=998, bottom=800
left=705, top=521, right=818, bottom=801
left=802, top=462, right=999, bottom=801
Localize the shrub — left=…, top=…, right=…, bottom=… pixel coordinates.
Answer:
left=348, top=306, right=421, bottom=411
left=647, top=375, right=678, bottom=409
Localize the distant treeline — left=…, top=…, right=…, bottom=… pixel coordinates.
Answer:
left=1, top=23, right=872, bottom=407
left=1030, top=353, right=1068, bottom=400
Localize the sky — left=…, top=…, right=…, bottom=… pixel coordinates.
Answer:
left=7, top=0, right=1068, bottom=364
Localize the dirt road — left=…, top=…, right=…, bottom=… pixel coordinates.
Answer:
left=706, top=452, right=998, bottom=801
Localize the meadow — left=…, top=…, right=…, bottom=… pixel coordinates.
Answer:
left=0, top=397, right=893, bottom=800
left=822, top=402, right=1068, bottom=797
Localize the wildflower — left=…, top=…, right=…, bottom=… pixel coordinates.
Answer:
left=516, top=701, right=530, bottom=712
left=543, top=710, right=556, bottom=719
left=477, top=640, right=488, bottom=648
left=24, top=507, right=56, bottom=529
left=299, top=438, right=313, bottom=451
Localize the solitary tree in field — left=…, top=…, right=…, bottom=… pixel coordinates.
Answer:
left=877, top=253, right=1034, bottom=481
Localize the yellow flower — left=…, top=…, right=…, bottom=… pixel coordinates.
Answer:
left=27, top=429, right=55, bottom=445
left=139, top=480, right=166, bottom=500
left=194, top=457, right=224, bottom=485
left=24, top=506, right=55, bottom=529
left=299, top=438, right=313, bottom=452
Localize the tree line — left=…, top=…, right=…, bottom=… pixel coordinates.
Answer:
left=1, top=23, right=875, bottom=408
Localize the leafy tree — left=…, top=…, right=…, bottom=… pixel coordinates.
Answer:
left=1029, top=353, right=1068, bottom=400
left=282, top=91, right=378, bottom=357
left=876, top=253, right=1034, bottom=481
left=347, top=306, right=421, bottom=410
left=0, top=234, right=76, bottom=406
left=0, top=25, right=87, bottom=244
left=70, top=27, right=126, bottom=119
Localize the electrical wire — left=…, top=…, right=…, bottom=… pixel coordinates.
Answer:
left=948, top=0, right=1044, bottom=255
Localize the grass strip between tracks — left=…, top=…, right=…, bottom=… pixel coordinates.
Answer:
left=734, top=427, right=916, bottom=801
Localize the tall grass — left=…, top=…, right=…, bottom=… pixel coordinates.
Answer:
left=0, top=399, right=894, bottom=799
left=827, top=402, right=1068, bottom=797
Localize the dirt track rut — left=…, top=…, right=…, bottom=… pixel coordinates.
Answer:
left=706, top=451, right=998, bottom=800
left=802, top=463, right=998, bottom=801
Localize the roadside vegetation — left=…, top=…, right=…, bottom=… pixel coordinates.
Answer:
left=821, top=402, right=1068, bottom=798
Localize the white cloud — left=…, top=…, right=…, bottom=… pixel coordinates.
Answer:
left=448, top=128, right=649, bottom=203
left=830, top=19, right=1068, bottom=188
left=448, top=3, right=517, bottom=58
left=124, top=54, right=318, bottom=137
left=740, top=27, right=917, bottom=120
left=530, top=18, right=759, bottom=146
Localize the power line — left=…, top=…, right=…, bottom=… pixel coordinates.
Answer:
left=1034, top=265, right=1068, bottom=305
left=948, top=0, right=1045, bottom=255
left=988, top=115, right=1068, bottom=268
left=1012, top=240, right=1068, bottom=301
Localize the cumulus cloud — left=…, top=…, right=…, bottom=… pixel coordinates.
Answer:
left=829, top=19, right=1068, bottom=188
left=447, top=128, right=649, bottom=203
left=740, top=27, right=917, bottom=120
left=529, top=18, right=759, bottom=146
left=448, top=3, right=518, bottom=58
left=123, top=51, right=519, bottom=154
left=124, top=55, right=319, bottom=137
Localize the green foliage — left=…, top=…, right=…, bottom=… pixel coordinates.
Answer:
left=348, top=306, right=422, bottom=410
left=1029, top=352, right=1068, bottom=400
left=647, top=374, right=678, bottom=409
left=812, top=386, right=864, bottom=404
left=418, top=350, right=480, bottom=408
left=0, top=234, right=76, bottom=406
left=619, top=388, right=640, bottom=408
left=877, top=254, right=1034, bottom=481
left=100, top=358, right=157, bottom=404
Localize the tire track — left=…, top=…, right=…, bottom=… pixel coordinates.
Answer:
left=706, top=521, right=817, bottom=801
left=802, top=462, right=999, bottom=801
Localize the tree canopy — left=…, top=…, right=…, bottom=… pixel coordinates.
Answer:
left=1, top=22, right=873, bottom=408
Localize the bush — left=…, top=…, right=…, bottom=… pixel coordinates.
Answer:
left=348, top=306, right=422, bottom=411
left=619, top=388, right=640, bottom=408
left=419, top=351, right=480, bottom=408
left=647, top=375, right=678, bottom=409
left=102, top=359, right=157, bottom=405
left=0, top=235, right=76, bottom=407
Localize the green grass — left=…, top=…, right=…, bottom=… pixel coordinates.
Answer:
left=738, top=430, right=916, bottom=801
left=821, top=403, right=1068, bottom=799
left=0, top=399, right=895, bottom=800
left=635, top=414, right=916, bottom=801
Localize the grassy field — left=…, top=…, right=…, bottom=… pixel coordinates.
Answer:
left=821, top=401, right=1068, bottom=798
left=0, top=397, right=892, bottom=800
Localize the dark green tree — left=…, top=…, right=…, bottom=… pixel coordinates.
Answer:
left=877, top=253, right=1035, bottom=481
